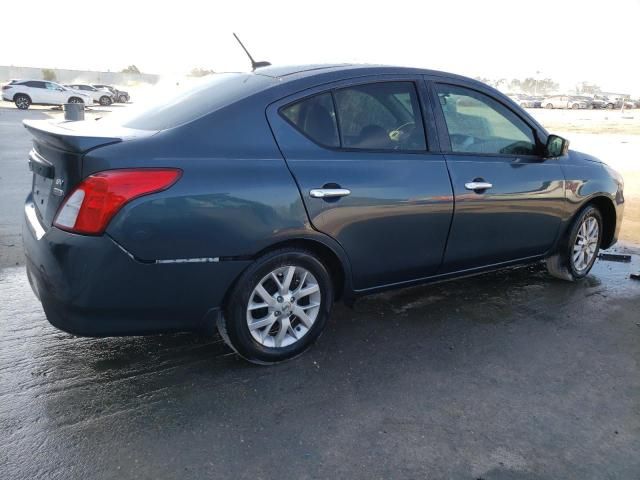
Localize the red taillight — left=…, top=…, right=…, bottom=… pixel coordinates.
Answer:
left=54, top=168, right=181, bottom=235
left=2, top=85, right=11, bottom=90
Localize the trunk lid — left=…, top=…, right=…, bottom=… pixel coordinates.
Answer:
left=23, top=118, right=154, bottom=227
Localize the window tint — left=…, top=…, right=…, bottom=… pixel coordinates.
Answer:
left=281, top=92, right=339, bottom=147
left=25, top=81, right=45, bottom=88
left=334, top=82, right=426, bottom=150
left=435, top=84, right=537, bottom=155
left=45, top=82, right=59, bottom=90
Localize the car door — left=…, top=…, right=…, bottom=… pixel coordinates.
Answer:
left=81, top=85, right=97, bottom=101
left=267, top=77, right=453, bottom=291
left=44, top=82, right=64, bottom=104
left=429, top=80, right=565, bottom=273
left=25, top=81, right=47, bottom=103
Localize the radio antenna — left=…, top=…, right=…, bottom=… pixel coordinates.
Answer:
left=233, top=33, right=271, bottom=71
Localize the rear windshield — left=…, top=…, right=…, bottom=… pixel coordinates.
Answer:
left=109, top=73, right=271, bottom=131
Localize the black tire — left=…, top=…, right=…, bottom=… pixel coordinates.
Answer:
left=606, top=103, right=614, bottom=109
left=14, top=94, right=31, bottom=110
left=118, top=95, right=127, bottom=103
left=68, top=97, right=84, bottom=104
left=546, top=205, right=603, bottom=281
left=99, top=95, right=112, bottom=106
left=545, top=103, right=553, bottom=109
left=218, top=248, right=334, bottom=364
left=571, top=103, right=579, bottom=109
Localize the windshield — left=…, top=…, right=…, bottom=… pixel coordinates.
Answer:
left=105, top=73, right=272, bottom=131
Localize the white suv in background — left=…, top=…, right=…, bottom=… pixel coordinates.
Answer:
left=64, top=84, right=114, bottom=105
left=1, top=80, right=92, bottom=110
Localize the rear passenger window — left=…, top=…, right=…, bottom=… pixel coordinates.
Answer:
left=281, top=93, right=339, bottom=147
left=334, top=82, right=426, bottom=150
left=435, top=84, right=537, bottom=155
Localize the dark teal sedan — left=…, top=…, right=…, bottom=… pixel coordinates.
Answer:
left=22, top=65, right=624, bottom=364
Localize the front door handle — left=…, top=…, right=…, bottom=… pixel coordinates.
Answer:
left=310, top=188, right=351, bottom=199
left=464, top=181, right=493, bottom=191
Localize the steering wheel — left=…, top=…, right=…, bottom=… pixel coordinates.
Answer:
left=388, top=122, right=415, bottom=143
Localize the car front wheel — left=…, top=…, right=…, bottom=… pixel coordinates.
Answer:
left=218, top=248, right=333, bottom=364
left=546, top=205, right=603, bottom=281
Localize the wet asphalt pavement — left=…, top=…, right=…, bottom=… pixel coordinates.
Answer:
left=1, top=107, right=640, bottom=479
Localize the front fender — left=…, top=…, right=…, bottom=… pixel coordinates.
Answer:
left=558, top=151, right=624, bottom=248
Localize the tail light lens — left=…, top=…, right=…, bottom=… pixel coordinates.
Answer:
left=54, top=168, right=181, bottom=235
left=2, top=85, right=11, bottom=90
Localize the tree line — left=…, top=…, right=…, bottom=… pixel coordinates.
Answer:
left=475, top=77, right=603, bottom=96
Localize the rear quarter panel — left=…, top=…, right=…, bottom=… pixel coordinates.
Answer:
left=91, top=98, right=315, bottom=262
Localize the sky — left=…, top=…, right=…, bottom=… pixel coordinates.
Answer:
left=1, top=0, right=639, bottom=95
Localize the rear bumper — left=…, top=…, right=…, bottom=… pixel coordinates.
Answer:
left=23, top=196, right=250, bottom=336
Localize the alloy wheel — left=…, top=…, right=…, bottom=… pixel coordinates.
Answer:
left=15, top=96, right=29, bottom=109
left=246, top=265, right=321, bottom=348
left=572, top=216, right=599, bottom=273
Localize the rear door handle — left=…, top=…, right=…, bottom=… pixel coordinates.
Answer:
left=309, top=188, right=351, bottom=199
left=464, top=181, right=493, bottom=191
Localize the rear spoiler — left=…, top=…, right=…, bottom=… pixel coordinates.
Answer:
left=23, top=119, right=154, bottom=154
left=23, top=120, right=121, bottom=153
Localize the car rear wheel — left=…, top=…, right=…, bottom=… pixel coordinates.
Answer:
left=218, top=248, right=334, bottom=364
left=14, top=94, right=31, bottom=110
left=118, top=95, right=127, bottom=103
left=68, top=97, right=84, bottom=104
left=545, top=103, right=553, bottom=109
left=546, top=205, right=603, bottom=281
left=572, top=103, right=580, bottom=109
left=99, top=96, right=112, bottom=106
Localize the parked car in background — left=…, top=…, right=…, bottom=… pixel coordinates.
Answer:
left=93, top=84, right=130, bottom=103
left=22, top=65, right=624, bottom=364
left=621, top=99, right=636, bottom=109
left=507, top=93, right=541, bottom=108
left=594, top=95, right=617, bottom=109
left=542, top=95, right=588, bottom=109
left=65, top=84, right=114, bottom=105
left=587, top=96, right=606, bottom=109
left=2, top=79, right=92, bottom=110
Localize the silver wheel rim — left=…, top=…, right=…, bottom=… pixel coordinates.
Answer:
left=70, top=98, right=81, bottom=103
left=572, top=216, right=599, bottom=273
left=246, top=265, right=321, bottom=348
left=16, top=97, right=28, bottom=108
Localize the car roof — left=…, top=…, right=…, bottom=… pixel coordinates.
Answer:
left=253, top=63, right=465, bottom=81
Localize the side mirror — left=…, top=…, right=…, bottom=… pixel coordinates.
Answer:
left=545, top=134, right=569, bottom=158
